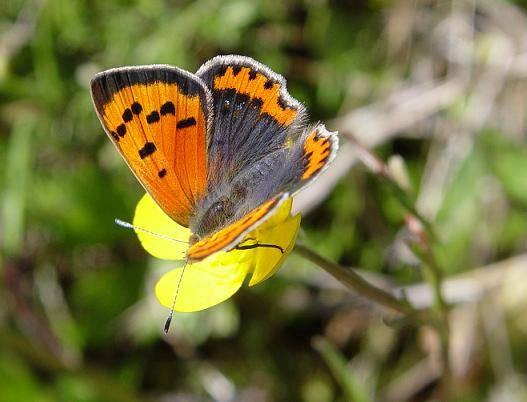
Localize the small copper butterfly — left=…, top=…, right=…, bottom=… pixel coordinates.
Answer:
left=90, top=55, right=338, bottom=261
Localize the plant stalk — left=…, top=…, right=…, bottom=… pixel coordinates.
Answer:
left=294, top=243, right=417, bottom=317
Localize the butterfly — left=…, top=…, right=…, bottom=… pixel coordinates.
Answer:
left=90, top=55, right=338, bottom=262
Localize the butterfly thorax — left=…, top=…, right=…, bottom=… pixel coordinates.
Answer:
left=193, top=196, right=236, bottom=237
left=189, top=185, right=246, bottom=240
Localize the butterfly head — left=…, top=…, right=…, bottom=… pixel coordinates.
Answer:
left=188, top=233, right=200, bottom=247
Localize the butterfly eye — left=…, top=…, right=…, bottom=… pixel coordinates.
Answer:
left=189, top=233, right=200, bottom=246
left=210, top=199, right=230, bottom=215
left=211, top=201, right=223, bottom=212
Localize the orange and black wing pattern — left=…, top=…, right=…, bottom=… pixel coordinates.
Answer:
left=90, top=66, right=212, bottom=227
left=187, top=193, right=289, bottom=261
left=288, top=124, right=339, bottom=194
left=196, top=55, right=306, bottom=181
left=300, top=125, right=338, bottom=181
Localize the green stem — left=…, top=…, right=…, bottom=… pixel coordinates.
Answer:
left=350, top=138, right=439, bottom=242
left=409, top=243, right=451, bottom=388
left=327, top=141, right=451, bottom=391
left=384, top=179, right=439, bottom=243
left=313, top=336, right=372, bottom=402
left=294, top=243, right=417, bottom=317
left=423, top=250, right=447, bottom=311
left=355, top=142, right=450, bottom=386
left=1, top=116, right=34, bottom=259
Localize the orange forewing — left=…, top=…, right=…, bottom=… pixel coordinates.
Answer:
left=91, top=67, right=209, bottom=227
left=301, top=126, right=337, bottom=181
left=213, top=66, right=298, bottom=126
left=187, top=194, right=288, bottom=261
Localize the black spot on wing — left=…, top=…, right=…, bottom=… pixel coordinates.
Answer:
left=250, top=97, right=263, bottom=109
left=176, top=117, right=197, bottom=129
left=158, top=168, right=167, bottom=178
left=264, top=79, right=274, bottom=89
left=139, top=142, right=156, bottom=159
left=216, top=65, right=227, bottom=77
left=116, top=124, right=127, bottom=137
left=110, top=131, right=119, bottom=141
left=131, top=102, right=142, bottom=114
left=146, top=111, right=160, bottom=124
left=232, top=66, right=242, bottom=76
left=248, top=70, right=257, bottom=80
left=122, top=109, right=133, bottom=122
left=319, top=153, right=330, bottom=165
left=160, top=101, right=175, bottom=115
left=277, top=96, right=288, bottom=111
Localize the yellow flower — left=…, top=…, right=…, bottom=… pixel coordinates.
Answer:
left=132, top=194, right=301, bottom=312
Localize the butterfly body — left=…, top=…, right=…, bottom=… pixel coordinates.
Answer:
left=91, top=55, right=338, bottom=261
left=191, top=144, right=298, bottom=238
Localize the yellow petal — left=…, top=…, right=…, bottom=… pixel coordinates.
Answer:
left=155, top=249, right=253, bottom=312
left=258, top=197, right=294, bottom=228
left=248, top=199, right=301, bottom=286
left=133, top=194, right=189, bottom=260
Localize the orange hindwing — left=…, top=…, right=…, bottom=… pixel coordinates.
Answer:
left=300, top=125, right=338, bottom=182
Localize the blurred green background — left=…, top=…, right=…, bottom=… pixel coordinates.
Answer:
left=3, top=0, right=527, bottom=401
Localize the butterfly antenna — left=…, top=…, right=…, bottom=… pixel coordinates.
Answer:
left=114, top=219, right=188, bottom=244
left=164, top=258, right=189, bottom=333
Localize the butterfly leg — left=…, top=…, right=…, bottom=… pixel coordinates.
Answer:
left=235, top=240, right=284, bottom=254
